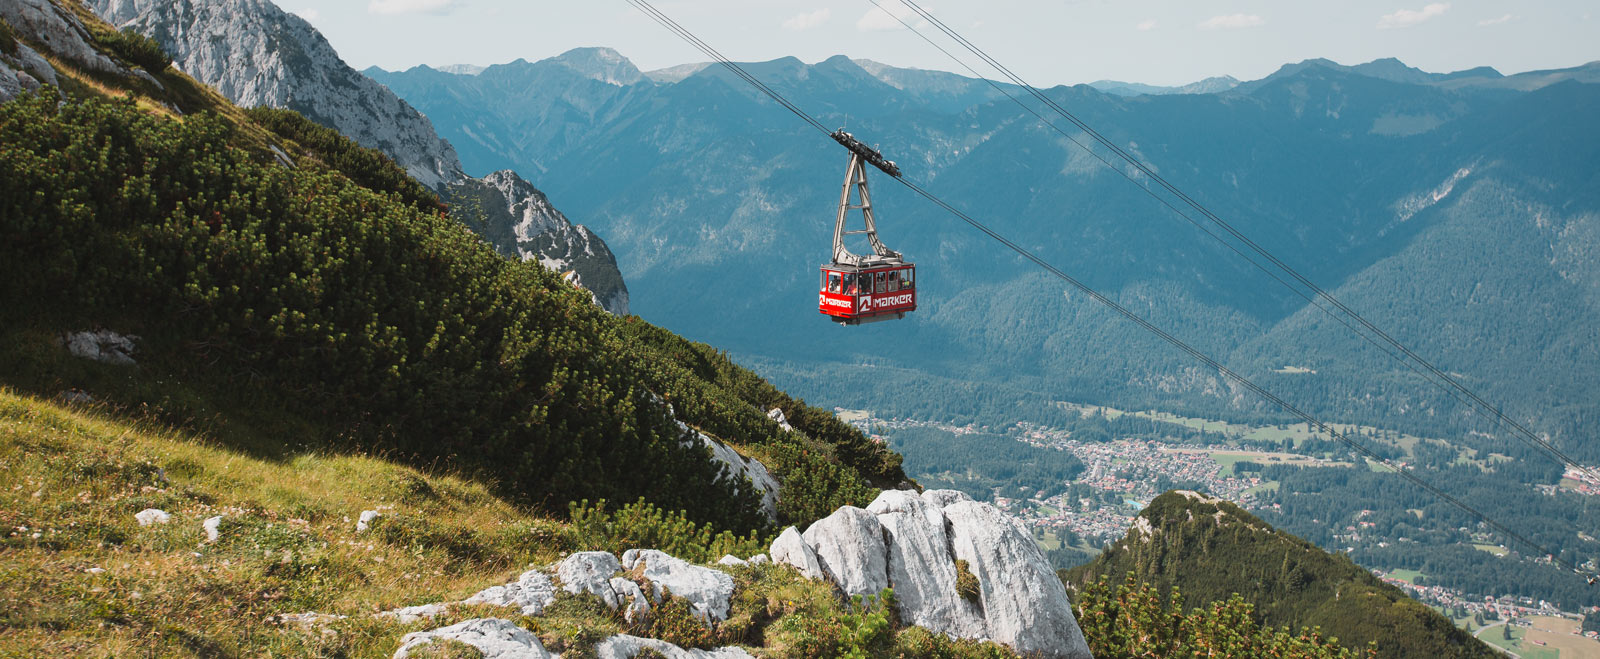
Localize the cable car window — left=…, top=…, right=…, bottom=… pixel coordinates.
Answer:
left=843, top=273, right=856, bottom=294
left=886, top=270, right=899, bottom=292
left=901, top=268, right=914, bottom=289
left=828, top=273, right=841, bottom=293
left=875, top=272, right=886, bottom=293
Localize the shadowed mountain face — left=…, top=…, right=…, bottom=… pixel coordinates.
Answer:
left=372, top=53, right=1600, bottom=450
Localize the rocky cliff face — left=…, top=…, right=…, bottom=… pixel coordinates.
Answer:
left=87, top=0, right=630, bottom=315
left=447, top=170, right=629, bottom=315
left=89, top=0, right=461, bottom=190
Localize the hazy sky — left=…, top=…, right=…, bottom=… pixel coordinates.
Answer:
left=276, top=1, right=1598, bottom=86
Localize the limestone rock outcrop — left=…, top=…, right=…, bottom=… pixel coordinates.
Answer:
left=801, top=506, right=889, bottom=598
left=594, top=634, right=756, bottom=658
left=393, top=618, right=554, bottom=659
left=771, top=489, right=1092, bottom=658
left=90, top=0, right=462, bottom=189
left=59, top=330, right=138, bottom=365
left=450, top=170, right=630, bottom=315
left=622, top=549, right=735, bottom=622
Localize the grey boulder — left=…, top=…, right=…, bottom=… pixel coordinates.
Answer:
left=801, top=506, right=889, bottom=598
left=393, top=617, right=553, bottom=659
left=621, top=549, right=735, bottom=622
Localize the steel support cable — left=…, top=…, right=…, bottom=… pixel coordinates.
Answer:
left=622, top=0, right=1594, bottom=580
left=885, top=0, right=1600, bottom=486
left=867, top=0, right=1593, bottom=484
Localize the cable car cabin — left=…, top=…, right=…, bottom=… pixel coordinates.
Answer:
left=819, top=263, right=916, bottom=324
left=818, top=130, right=916, bottom=325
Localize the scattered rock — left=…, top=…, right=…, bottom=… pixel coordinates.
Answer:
left=1, top=0, right=127, bottom=77
left=357, top=510, right=381, bottom=533
left=558, top=551, right=623, bottom=607
left=203, top=515, right=223, bottom=543
left=59, top=330, right=139, bottom=365
left=715, top=555, right=746, bottom=567
left=58, top=389, right=94, bottom=405
left=621, top=549, right=735, bottom=622
left=594, top=634, right=755, bottom=658
left=134, top=508, right=170, bottom=526
left=746, top=554, right=769, bottom=566
left=608, top=576, right=650, bottom=623
left=270, top=611, right=348, bottom=629
left=688, top=429, right=781, bottom=523
left=377, top=603, right=452, bottom=625
left=461, top=569, right=557, bottom=616
left=770, top=526, right=824, bottom=580
left=393, top=618, right=554, bottom=659
left=85, top=567, right=106, bottom=574
left=765, top=407, right=793, bottom=433
left=801, top=506, right=889, bottom=598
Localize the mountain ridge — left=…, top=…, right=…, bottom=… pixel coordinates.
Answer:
left=91, top=0, right=632, bottom=314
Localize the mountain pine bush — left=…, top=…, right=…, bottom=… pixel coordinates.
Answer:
left=0, top=88, right=898, bottom=534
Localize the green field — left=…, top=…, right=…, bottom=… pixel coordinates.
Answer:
left=1473, top=543, right=1510, bottom=557
left=1479, top=624, right=1561, bottom=659
left=1388, top=569, right=1426, bottom=584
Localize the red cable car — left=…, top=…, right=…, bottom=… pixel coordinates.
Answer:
left=819, top=130, right=916, bottom=325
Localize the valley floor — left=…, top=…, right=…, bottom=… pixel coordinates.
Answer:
left=850, top=404, right=1600, bottom=649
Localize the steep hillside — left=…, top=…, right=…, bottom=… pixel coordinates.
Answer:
left=90, top=0, right=631, bottom=315
left=0, top=1, right=905, bottom=538
left=1063, top=491, right=1497, bottom=658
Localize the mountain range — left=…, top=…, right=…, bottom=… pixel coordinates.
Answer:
left=367, top=49, right=1600, bottom=459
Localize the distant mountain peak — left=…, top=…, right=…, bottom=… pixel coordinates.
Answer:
left=437, top=63, right=485, bottom=76
left=552, top=46, right=642, bottom=86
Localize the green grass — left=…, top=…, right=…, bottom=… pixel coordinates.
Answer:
left=0, top=387, right=1024, bottom=658
left=1473, top=543, right=1509, bottom=557
left=1478, top=624, right=1560, bottom=659
left=1387, top=569, right=1425, bottom=584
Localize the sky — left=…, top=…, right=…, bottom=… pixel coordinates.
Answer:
left=275, top=1, right=1599, bottom=87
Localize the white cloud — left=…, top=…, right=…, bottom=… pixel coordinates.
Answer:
left=368, top=0, right=458, bottom=15
left=858, top=3, right=923, bottom=32
left=1198, top=14, right=1264, bottom=30
left=1476, top=13, right=1515, bottom=26
left=1136, top=19, right=1157, bottom=31
left=1377, top=3, right=1450, bottom=29
left=782, top=9, right=831, bottom=31
left=292, top=8, right=319, bottom=21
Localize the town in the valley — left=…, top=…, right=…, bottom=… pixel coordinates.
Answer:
left=838, top=406, right=1600, bottom=648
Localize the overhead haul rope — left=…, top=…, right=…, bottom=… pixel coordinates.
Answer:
left=875, top=0, right=1600, bottom=489
left=623, top=0, right=1595, bottom=582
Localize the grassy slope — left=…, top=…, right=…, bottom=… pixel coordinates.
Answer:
left=0, top=388, right=1019, bottom=657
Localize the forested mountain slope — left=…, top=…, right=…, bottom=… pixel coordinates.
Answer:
left=90, top=0, right=631, bottom=314
left=0, top=0, right=904, bottom=537
left=1064, top=491, right=1497, bottom=659
left=371, top=52, right=1600, bottom=460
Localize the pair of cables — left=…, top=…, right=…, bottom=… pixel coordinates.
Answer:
left=623, top=0, right=1595, bottom=582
